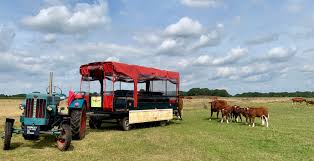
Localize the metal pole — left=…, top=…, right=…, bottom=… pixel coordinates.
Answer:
left=165, top=80, right=167, bottom=96
left=49, top=72, right=53, bottom=96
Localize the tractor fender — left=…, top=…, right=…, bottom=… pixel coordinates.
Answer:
left=6, top=118, right=15, bottom=124
left=68, top=99, right=85, bottom=109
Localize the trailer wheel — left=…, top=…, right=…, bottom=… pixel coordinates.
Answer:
left=3, top=121, right=13, bottom=150
left=89, top=118, right=102, bottom=129
left=70, top=106, right=86, bottom=140
left=159, top=120, right=167, bottom=127
left=121, top=117, right=131, bottom=131
left=56, top=124, right=72, bottom=151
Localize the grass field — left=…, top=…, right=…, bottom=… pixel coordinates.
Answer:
left=1, top=98, right=314, bottom=161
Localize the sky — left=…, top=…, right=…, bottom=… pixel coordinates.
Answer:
left=0, top=0, right=314, bottom=95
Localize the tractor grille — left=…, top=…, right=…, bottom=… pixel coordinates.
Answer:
left=36, top=99, right=46, bottom=118
left=25, top=99, right=34, bottom=118
left=25, top=99, right=46, bottom=118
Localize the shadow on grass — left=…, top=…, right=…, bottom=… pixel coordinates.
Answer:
left=29, top=135, right=74, bottom=151
left=9, top=142, right=23, bottom=150
left=206, top=117, right=254, bottom=126
left=87, top=120, right=183, bottom=133
left=8, top=135, right=74, bottom=151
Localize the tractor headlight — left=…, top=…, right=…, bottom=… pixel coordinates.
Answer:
left=19, top=104, right=24, bottom=110
left=47, top=106, right=53, bottom=111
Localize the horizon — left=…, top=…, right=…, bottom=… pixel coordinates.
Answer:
left=0, top=0, right=314, bottom=95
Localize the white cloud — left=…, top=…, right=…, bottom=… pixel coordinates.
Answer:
left=192, top=23, right=223, bottom=49
left=243, top=73, right=272, bottom=82
left=180, top=0, right=220, bottom=8
left=193, top=47, right=248, bottom=66
left=286, top=2, right=304, bottom=13
left=105, top=56, right=120, bottom=62
left=302, top=64, right=314, bottom=73
left=212, top=67, right=238, bottom=80
left=65, top=42, right=146, bottom=58
left=194, top=55, right=212, bottom=65
left=22, top=0, right=110, bottom=34
left=211, top=63, right=275, bottom=82
left=158, top=39, right=177, bottom=51
left=212, top=47, right=248, bottom=65
left=0, top=52, right=60, bottom=75
left=133, top=33, right=162, bottom=45
left=177, top=59, right=191, bottom=67
left=303, top=48, right=314, bottom=54
left=43, top=33, right=57, bottom=43
left=165, top=17, right=204, bottom=37
left=0, top=26, right=15, bottom=51
left=245, top=33, right=279, bottom=45
left=262, top=47, right=297, bottom=62
left=134, top=17, right=222, bottom=55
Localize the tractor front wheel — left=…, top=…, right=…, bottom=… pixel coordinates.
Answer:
left=70, top=107, right=86, bottom=140
left=121, top=117, right=131, bottom=131
left=3, top=121, right=13, bottom=150
left=56, top=124, right=72, bottom=151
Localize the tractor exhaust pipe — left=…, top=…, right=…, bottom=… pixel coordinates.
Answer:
left=49, top=72, right=53, bottom=96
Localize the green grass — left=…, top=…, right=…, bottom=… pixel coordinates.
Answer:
left=1, top=99, right=314, bottom=161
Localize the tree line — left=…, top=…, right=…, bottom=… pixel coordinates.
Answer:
left=0, top=94, right=26, bottom=99
left=2, top=89, right=314, bottom=98
left=180, top=88, right=314, bottom=98
left=179, top=88, right=231, bottom=97
left=234, top=91, right=314, bottom=98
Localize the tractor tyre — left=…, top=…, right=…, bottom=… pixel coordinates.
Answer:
left=121, top=117, right=131, bottom=131
left=89, top=118, right=102, bottom=129
left=56, top=124, right=72, bottom=151
left=70, top=107, right=86, bottom=140
left=3, top=121, right=13, bottom=150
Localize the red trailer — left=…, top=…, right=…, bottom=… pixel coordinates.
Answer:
left=69, top=61, right=180, bottom=130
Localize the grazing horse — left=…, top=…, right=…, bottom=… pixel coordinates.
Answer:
left=246, top=107, right=269, bottom=127
left=291, top=97, right=306, bottom=104
left=209, top=99, right=228, bottom=120
left=221, top=105, right=233, bottom=123
left=239, top=107, right=250, bottom=124
left=231, top=105, right=242, bottom=122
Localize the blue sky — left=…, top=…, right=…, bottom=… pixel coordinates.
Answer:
left=0, top=0, right=314, bottom=95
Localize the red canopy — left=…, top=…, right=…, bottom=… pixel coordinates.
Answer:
left=79, top=61, right=180, bottom=107
left=80, top=61, right=180, bottom=83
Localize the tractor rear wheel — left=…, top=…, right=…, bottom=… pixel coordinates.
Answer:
left=3, top=121, right=13, bottom=150
left=121, top=117, right=131, bottom=131
left=56, top=124, right=71, bottom=151
left=89, top=118, right=102, bottom=129
left=70, top=106, right=86, bottom=140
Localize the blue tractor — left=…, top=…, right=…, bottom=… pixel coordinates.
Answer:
left=2, top=72, right=86, bottom=151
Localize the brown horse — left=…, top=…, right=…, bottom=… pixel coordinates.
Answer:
left=209, top=99, right=228, bottom=120
left=291, top=97, right=306, bottom=104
